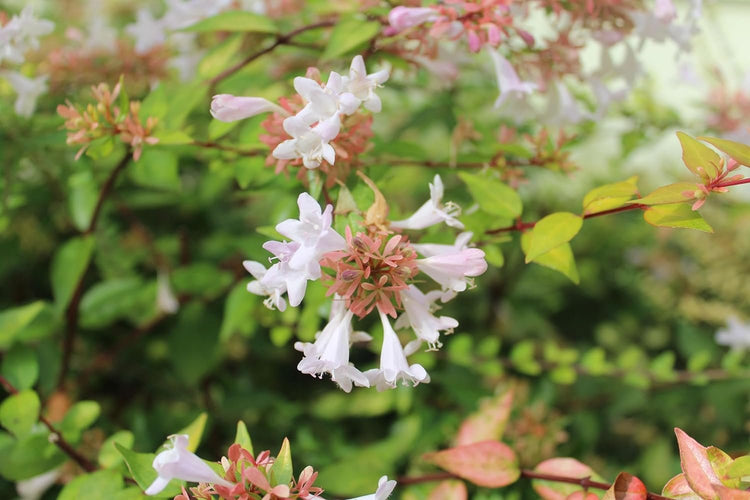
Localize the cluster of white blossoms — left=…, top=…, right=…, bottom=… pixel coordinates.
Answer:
left=0, top=7, right=54, bottom=117
left=242, top=175, right=487, bottom=392
left=211, top=54, right=389, bottom=169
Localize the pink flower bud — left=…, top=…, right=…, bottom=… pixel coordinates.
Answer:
left=210, top=94, right=283, bottom=122
left=388, top=6, right=437, bottom=33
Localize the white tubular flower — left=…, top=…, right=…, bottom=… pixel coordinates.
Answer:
left=390, top=175, right=464, bottom=230
left=342, top=55, right=390, bottom=113
left=347, top=475, right=397, bottom=500
left=2, top=71, right=47, bottom=118
left=395, top=285, right=458, bottom=352
left=715, top=317, right=750, bottom=351
left=145, top=435, right=233, bottom=495
left=416, top=233, right=487, bottom=293
left=295, top=300, right=370, bottom=392
left=295, top=72, right=359, bottom=124
left=272, top=113, right=341, bottom=169
left=544, top=81, right=589, bottom=125
left=243, top=260, right=287, bottom=311
left=0, top=7, right=54, bottom=64
left=210, top=94, right=285, bottom=122
left=388, top=6, right=437, bottom=32
left=162, top=0, right=232, bottom=30
left=125, top=8, right=167, bottom=54
left=16, top=468, right=59, bottom=500
left=489, top=49, right=537, bottom=109
left=261, top=240, right=319, bottom=307
left=275, top=192, right=346, bottom=270
left=365, top=312, right=430, bottom=391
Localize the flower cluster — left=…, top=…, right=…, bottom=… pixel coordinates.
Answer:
left=0, top=7, right=54, bottom=117
left=57, top=81, right=159, bottom=160
left=211, top=55, right=388, bottom=185
left=144, top=434, right=396, bottom=500
left=243, top=175, right=487, bottom=392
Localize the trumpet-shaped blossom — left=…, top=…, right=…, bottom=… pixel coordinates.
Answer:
left=390, top=175, right=464, bottom=230
left=490, top=50, right=537, bottom=109
left=365, top=312, right=430, bottom=391
left=272, top=113, right=341, bottom=169
left=295, top=72, right=360, bottom=124
left=295, top=299, right=370, bottom=392
left=276, top=192, right=346, bottom=270
left=387, top=6, right=438, bottom=33
left=396, top=285, right=458, bottom=352
left=2, top=71, right=47, bottom=117
left=347, top=475, right=397, bottom=500
left=0, top=7, right=54, bottom=64
left=145, top=435, right=233, bottom=495
left=342, top=55, right=390, bottom=113
left=416, top=232, right=487, bottom=293
left=244, top=260, right=287, bottom=311
left=210, top=95, right=285, bottom=122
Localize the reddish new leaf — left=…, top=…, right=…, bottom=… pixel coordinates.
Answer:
left=428, top=480, right=468, bottom=500
left=662, top=474, right=702, bottom=499
left=713, top=485, right=750, bottom=500
left=533, top=458, right=603, bottom=500
left=455, top=385, right=515, bottom=446
left=601, top=473, right=647, bottom=500
left=674, top=428, right=721, bottom=500
left=422, top=440, right=520, bottom=488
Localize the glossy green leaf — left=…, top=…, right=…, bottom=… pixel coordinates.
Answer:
left=79, top=277, right=146, bottom=328
left=116, top=444, right=181, bottom=498
left=59, top=469, right=125, bottom=500
left=234, top=421, right=254, bottom=454
left=643, top=203, right=713, bottom=232
left=183, top=10, right=277, bottom=33
left=198, top=34, right=244, bottom=79
left=270, top=437, right=293, bottom=487
left=582, top=176, right=639, bottom=214
left=51, top=236, right=95, bottom=311
left=0, top=390, right=40, bottom=436
left=68, top=170, right=98, bottom=231
left=174, top=412, right=207, bottom=453
left=0, top=430, right=66, bottom=480
left=458, top=172, right=522, bottom=219
left=0, top=301, right=46, bottom=350
left=322, top=18, right=381, bottom=60
left=152, top=130, right=193, bottom=145
left=698, top=135, right=750, bottom=166
left=98, top=430, right=135, bottom=468
left=634, top=182, right=696, bottom=206
left=524, top=212, right=583, bottom=263
left=521, top=233, right=579, bottom=284
left=1, top=345, right=38, bottom=391
left=677, top=131, right=721, bottom=179
left=59, top=401, right=100, bottom=443
left=130, top=149, right=180, bottom=191
left=220, top=281, right=259, bottom=342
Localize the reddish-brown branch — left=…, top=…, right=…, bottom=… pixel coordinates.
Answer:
left=208, top=20, right=337, bottom=88
left=0, top=375, right=97, bottom=472
left=486, top=204, right=648, bottom=235
left=717, top=176, right=750, bottom=188
left=397, top=469, right=670, bottom=499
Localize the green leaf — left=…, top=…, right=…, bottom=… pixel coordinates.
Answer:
left=643, top=203, right=714, bottom=232
left=483, top=244, right=504, bottom=267
left=130, top=149, right=181, bottom=191
left=59, top=469, right=125, bottom=500
left=270, top=437, right=293, bottom=487
left=51, top=236, right=95, bottom=311
left=220, top=281, right=258, bottom=342
left=649, top=351, right=677, bottom=382
left=59, top=401, right=100, bottom=443
left=183, top=11, right=277, bottom=33
left=520, top=233, right=579, bottom=284
left=198, top=34, right=244, bottom=79
left=0, top=301, right=46, bottom=350
left=582, top=176, right=639, bottom=214
left=458, top=172, right=522, bottom=219
left=509, top=340, right=541, bottom=375
left=173, top=412, right=207, bottom=453
left=0, top=430, right=66, bottom=480
left=234, top=421, right=254, bottom=454
left=85, top=136, right=115, bottom=160
left=677, top=131, right=721, bottom=179
left=0, top=390, right=40, bottom=436
left=698, top=135, right=750, bottom=166
left=1, top=345, right=38, bottom=391
left=524, top=212, right=582, bottom=263
left=116, top=444, right=181, bottom=498
left=172, top=263, right=233, bottom=299
left=68, top=171, right=98, bottom=231
left=580, top=347, right=613, bottom=375
left=322, top=17, right=381, bottom=60
left=727, top=456, right=750, bottom=480
left=79, top=277, right=146, bottom=329
left=635, top=182, right=696, bottom=206
left=235, top=156, right=268, bottom=189
left=98, top=430, right=135, bottom=468
left=152, top=130, right=193, bottom=145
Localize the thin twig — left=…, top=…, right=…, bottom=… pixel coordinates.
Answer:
left=486, top=204, right=648, bottom=235
left=0, top=375, right=97, bottom=472
left=208, top=20, right=337, bottom=89
left=57, top=152, right=132, bottom=389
